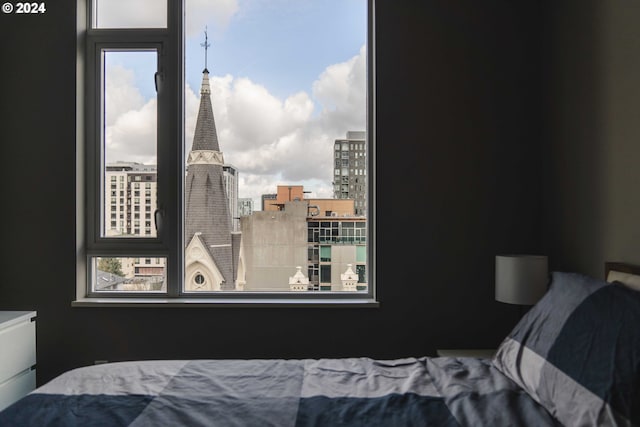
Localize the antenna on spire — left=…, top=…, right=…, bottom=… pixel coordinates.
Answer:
left=201, top=27, right=211, bottom=73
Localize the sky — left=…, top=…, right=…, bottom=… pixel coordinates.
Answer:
left=102, top=0, right=367, bottom=208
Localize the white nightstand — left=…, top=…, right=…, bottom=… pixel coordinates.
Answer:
left=0, top=311, right=37, bottom=411
left=436, top=349, right=496, bottom=358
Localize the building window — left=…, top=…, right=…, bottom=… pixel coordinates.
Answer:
left=78, top=0, right=375, bottom=303
left=320, top=246, right=331, bottom=262
left=320, top=265, right=331, bottom=284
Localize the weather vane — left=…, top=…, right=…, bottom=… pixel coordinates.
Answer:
left=201, top=27, right=211, bottom=72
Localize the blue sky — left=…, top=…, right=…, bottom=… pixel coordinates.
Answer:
left=109, top=0, right=367, bottom=103
left=185, top=0, right=367, bottom=99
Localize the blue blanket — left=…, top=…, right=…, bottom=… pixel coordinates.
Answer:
left=0, top=357, right=558, bottom=426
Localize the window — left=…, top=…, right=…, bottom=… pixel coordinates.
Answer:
left=77, top=0, right=376, bottom=304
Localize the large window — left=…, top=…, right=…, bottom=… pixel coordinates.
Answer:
left=77, top=0, right=375, bottom=304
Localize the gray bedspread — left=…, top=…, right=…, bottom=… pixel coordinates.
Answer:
left=0, top=356, right=560, bottom=426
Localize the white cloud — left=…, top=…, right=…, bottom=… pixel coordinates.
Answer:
left=106, top=99, right=158, bottom=165
left=225, top=78, right=314, bottom=151
left=104, top=63, right=157, bottom=164
left=313, top=44, right=367, bottom=129
left=108, top=44, right=367, bottom=207
left=105, top=65, right=146, bottom=126
left=186, top=0, right=239, bottom=38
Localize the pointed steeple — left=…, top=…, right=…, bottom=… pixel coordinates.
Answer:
left=190, top=70, right=221, bottom=153
left=184, top=38, right=239, bottom=291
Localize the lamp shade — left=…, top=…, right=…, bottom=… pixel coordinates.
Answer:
left=495, top=255, right=548, bottom=305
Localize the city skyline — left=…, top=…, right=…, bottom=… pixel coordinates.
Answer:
left=103, top=0, right=367, bottom=208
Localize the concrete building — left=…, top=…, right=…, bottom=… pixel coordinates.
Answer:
left=240, top=201, right=310, bottom=291
left=240, top=186, right=367, bottom=292
left=333, top=130, right=367, bottom=216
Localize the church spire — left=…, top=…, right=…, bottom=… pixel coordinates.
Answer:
left=189, top=69, right=220, bottom=153
left=184, top=30, right=237, bottom=291
left=189, top=29, right=218, bottom=152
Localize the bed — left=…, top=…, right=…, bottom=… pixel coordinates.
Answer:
left=1, top=263, right=639, bottom=426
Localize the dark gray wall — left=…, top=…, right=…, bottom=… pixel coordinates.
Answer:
left=3, top=1, right=617, bottom=387
left=542, top=1, right=640, bottom=278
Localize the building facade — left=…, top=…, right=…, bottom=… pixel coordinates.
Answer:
left=240, top=187, right=367, bottom=292
left=105, top=162, right=158, bottom=238
left=333, top=130, right=367, bottom=216
left=306, top=216, right=367, bottom=291
left=103, top=162, right=165, bottom=289
left=263, top=185, right=306, bottom=211
left=223, top=164, right=240, bottom=231
left=261, top=193, right=277, bottom=211
left=238, top=198, right=254, bottom=218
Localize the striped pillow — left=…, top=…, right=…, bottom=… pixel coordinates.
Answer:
left=492, top=272, right=640, bottom=427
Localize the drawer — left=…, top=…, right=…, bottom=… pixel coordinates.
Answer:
left=0, top=368, right=36, bottom=411
left=0, top=320, right=36, bottom=383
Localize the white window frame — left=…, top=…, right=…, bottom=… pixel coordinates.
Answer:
left=75, top=0, right=378, bottom=307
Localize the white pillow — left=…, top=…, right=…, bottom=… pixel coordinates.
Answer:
left=607, top=270, right=640, bottom=291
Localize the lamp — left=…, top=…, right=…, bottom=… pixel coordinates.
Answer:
left=495, top=255, right=549, bottom=306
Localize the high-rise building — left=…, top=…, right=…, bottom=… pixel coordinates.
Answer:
left=238, top=198, right=254, bottom=218
left=104, top=162, right=158, bottom=237
left=333, top=131, right=367, bottom=216
left=103, top=162, right=165, bottom=288
left=223, top=164, right=239, bottom=231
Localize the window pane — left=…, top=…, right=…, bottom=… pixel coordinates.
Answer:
left=102, top=50, right=158, bottom=238
left=320, top=246, right=331, bottom=262
left=93, top=0, right=167, bottom=28
left=184, top=0, right=367, bottom=293
left=356, top=245, right=367, bottom=263
left=91, top=257, right=166, bottom=292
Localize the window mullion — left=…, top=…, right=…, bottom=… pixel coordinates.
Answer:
left=159, top=0, right=183, bottom=296
left=85, top=24, right=179, bottom=295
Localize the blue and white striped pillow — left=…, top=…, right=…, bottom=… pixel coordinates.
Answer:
left=492, top=271, right=640, bottom=427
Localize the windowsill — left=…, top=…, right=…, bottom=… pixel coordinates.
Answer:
left=72, top=297, right=380, bottom=308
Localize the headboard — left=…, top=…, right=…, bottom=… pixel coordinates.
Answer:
left=605, top=262, right=640, bottom=290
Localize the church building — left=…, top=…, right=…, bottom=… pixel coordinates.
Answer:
left=184, top=63, right=245, bottom=291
